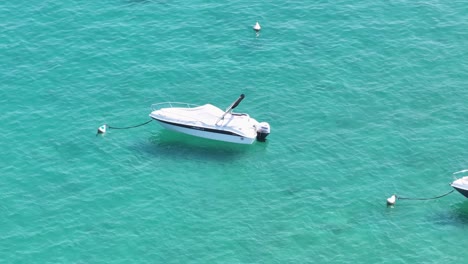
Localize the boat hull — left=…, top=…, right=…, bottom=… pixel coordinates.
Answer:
left=154, top=118, right=256, bottom=144
left=451, top=177, right=468, bottom=198
left=452, top=187, right=468, bottom=198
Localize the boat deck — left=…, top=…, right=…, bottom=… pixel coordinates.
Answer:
left=149, top=103, right=259, bottom=138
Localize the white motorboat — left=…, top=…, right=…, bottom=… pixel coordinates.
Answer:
left=149, top=94, right=270, bottom=144
left=451, top=176, right=468, bottom=198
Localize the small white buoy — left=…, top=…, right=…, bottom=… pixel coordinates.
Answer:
left=386, top=195, right=397, bottom=206
left=97, top=124, right=107, bottom=134
left=253, top=21, right=261, bottom=32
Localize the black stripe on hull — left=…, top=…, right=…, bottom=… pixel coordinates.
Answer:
left=152, top=118, right=244, bottom=137
left=453, top=186, right=468, bottom=198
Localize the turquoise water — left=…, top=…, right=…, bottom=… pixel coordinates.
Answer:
left=2, top=1, right=468, bottom=263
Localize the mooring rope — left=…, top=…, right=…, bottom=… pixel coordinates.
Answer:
left=397, top=189, right=454, bottom=201
left=108, top=119, right=153, bottom=130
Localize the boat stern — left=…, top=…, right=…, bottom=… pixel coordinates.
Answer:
left=256, top=122, right=270, bottom=142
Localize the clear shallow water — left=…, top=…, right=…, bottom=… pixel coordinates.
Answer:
left=1, top=1, right=468, bottom=263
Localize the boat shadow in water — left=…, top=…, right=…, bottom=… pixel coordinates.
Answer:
left=431, top=201, right=468, bottom=227
left=135, top=130, right=252, bottom=162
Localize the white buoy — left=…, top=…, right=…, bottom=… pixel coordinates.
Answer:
left=386, top=195, right=397, bottom=206
left=253, top=21, right=261, bottom=32
left=97, top=124, right=107, bottom=134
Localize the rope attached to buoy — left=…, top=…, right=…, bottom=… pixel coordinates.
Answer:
left=108, top=119, right=153, bottom=130
left=97, top=119, right=153, bottom=135
left=396, top=190, right=454, bottom=201
left=387, top=189, right=454, bottom=206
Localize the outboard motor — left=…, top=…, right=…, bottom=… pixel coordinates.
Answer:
left=256, top=122, right=270, bottom=142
